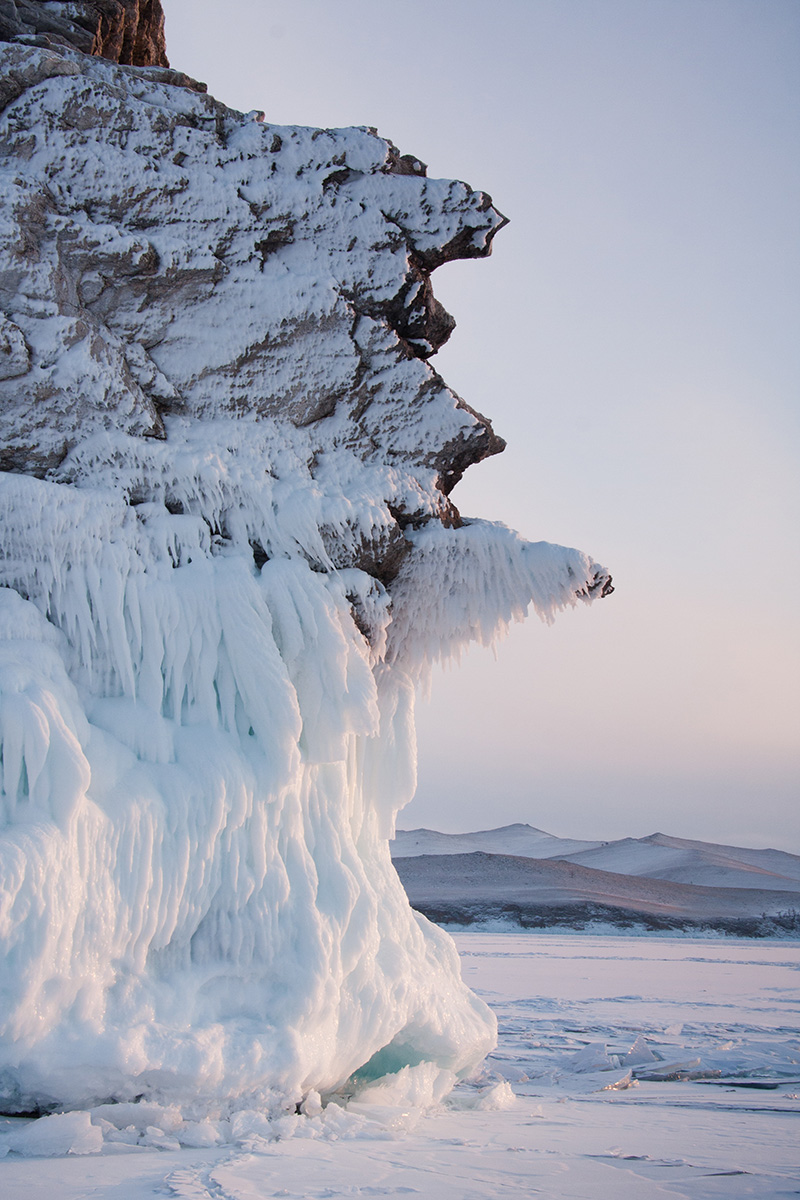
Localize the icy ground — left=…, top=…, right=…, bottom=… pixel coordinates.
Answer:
left=2, top=931, right=797, bottom=1198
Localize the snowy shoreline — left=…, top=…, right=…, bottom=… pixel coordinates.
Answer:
left=438, top=914, right=800, bottom=940
left=2, top=929, right=798, bottom=1198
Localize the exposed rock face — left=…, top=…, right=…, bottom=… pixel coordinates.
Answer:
left=0, top=0, right=168, bottom=66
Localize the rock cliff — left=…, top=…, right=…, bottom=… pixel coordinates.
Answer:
left=0, top=10, right=610, bottom=1118
left=0, top=0, right=168, bottom=66
left=0, top=17, right=514, bottom=583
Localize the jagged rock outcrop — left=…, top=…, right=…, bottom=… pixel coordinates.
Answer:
left=0, top=35, right=508, bottom=580
left=0, top=0, right=168, bottom=66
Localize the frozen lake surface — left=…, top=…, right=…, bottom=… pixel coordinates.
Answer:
left=2, top=931, right=798, bottom=1198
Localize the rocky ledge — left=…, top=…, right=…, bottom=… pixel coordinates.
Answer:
left=0, top=18, right=509, bottom=585
left=0, top=0, right=168, bottom=66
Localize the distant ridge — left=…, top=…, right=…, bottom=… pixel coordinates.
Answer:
left=391, top=823, right=606, bottom=861
left=390, top=826, right=800, bottom=935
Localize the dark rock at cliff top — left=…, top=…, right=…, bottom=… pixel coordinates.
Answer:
left=0, top=0, right=168, bottom=66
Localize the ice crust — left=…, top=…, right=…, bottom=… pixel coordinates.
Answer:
left=0, top=41, right=609, bottom=1115
left=3, top=933, right=797, bottom=1191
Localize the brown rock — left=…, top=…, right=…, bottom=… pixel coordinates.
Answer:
left=0, top=0, right=168, bottom=67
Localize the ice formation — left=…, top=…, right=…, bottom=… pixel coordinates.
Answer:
left=0, top=7, right=611, bottom=1115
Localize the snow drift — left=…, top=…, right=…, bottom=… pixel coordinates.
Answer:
left=0, top=14, right=610, bottom=1115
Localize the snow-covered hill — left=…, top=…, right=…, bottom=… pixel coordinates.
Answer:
left=391, top=822, right=604, bottom=859
left=559, top=831, right=800, bottom=892
left=391, top=826, right=800, bottom=933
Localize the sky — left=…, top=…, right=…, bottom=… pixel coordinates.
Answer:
left=164, top=0, right=799, bottom=851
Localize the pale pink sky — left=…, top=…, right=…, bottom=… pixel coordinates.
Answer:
left=166, top=0, right=800, bottom=850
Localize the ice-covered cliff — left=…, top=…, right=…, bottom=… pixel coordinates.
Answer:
left=0, top=4, right=611, bottom=1116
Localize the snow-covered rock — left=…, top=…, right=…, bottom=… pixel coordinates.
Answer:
left=0, top=18, right=610, bottom=1115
